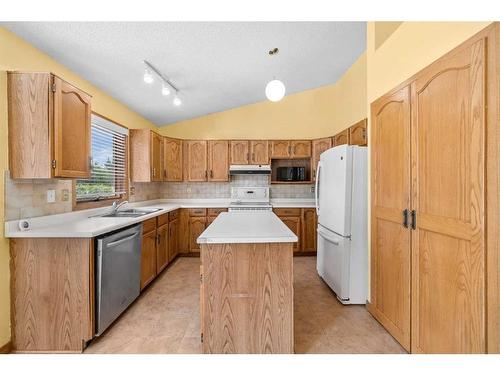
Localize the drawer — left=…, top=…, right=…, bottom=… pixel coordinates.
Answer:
left=157, top=213, right=168, bottom=227
left=274, top=208, right=302, bottom=216
left=188, top=208, right=207, bottom=217
left=142, top=217, right=157, bottom=234
left=169, top=209, right=180, bottom=221
left=207, top=207, right=227, bottom=217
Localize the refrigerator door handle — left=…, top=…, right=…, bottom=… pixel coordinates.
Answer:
left=315, top=161, right=321, bottom=215
left=317, top=226, right=340, bottom=245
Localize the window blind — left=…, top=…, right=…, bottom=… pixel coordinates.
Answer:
left=76, top=116, right=127, bottom=201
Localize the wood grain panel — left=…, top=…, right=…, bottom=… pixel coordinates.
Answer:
left=201, top=242, right=293, bottom=353
left=301, top=208, right=317, bottom=252
left=208, top=140, right=229, bottom=181
left=229, top=140, right=249, bottom=164
left=311, top=137, right=332, bottom=181
left=130, top=129, right=152, bottom=182
left=184, top=140, right=208, bottom=181
left=163, top=137, right=183, bottom=181
left=333, top=129, right=349, bottom=146
left=178, top=209, right=190, bottom=254
left=369, top=85, right=411, bottom=351
left=10, top=238, right=92, bottom=352
left=279, top=216, right=301, bottom=252
left=189, top=216, right=206, bottom=253
left=410, top=38, right=485, bottom=353
left=168, top=218, right=180, bottom=262
left=141, top=230, right=157, bottom=290
left=290, top=140, right=311, bottom=158
left=270, top=140, right=290, bottom=158
left=348, top=118, right=368, bottom=146
left=53, top=76, right=91, bottom=178
left=250, top=140, right=269, bottom=164
left=7, top=72, right=52, bottom=178
left=156, top=224, right=169, bottom=273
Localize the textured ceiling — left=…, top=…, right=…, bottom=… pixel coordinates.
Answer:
left=2, top=22, right=366, bottom=126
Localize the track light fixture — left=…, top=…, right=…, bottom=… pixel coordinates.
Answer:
left=143, top=60, right=181, bottom=106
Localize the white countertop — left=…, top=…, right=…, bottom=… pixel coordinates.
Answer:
left=197, top=211, right=298, bottom=244
left=4, top=198, right=314, bottom=238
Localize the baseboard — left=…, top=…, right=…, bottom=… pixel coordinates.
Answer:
left=0, top=341, right=12, bottom=354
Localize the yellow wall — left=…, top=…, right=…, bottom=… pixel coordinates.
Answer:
left=160, top=52, right=367, bottom=140
left=0, top=26, right=158, bottom=347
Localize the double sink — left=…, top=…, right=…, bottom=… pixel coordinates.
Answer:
left=100, top=207, right=163, bottom=218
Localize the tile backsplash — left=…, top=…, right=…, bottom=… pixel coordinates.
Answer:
left=4, top=172, right=313, bottom=221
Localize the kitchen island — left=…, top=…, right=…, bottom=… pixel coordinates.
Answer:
left=197, top=211, right=297, bottom=354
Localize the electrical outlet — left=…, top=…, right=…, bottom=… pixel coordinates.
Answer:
left=130, top=186, right=135, bottom=196
left=61, top=189, right=69, bottom=202
left=310, top=186, right=315, bottom=194
left=186, top=187, right=192, bottom=193
left=46, top=189, right=56, bottom=203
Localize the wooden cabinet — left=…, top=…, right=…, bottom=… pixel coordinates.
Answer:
left=184, top=140, right=208, bottom=181
left=311, top=137, right=332, bottom=181
left=301, top=209, right=317, bottom=253
left=333, top=129, right=349, bottom=146
left=163, top=137, right=183, bottom=181
left=348, top=119, right=367, bottom=146
left=208, top=140, right=229, bottom=181
left=250, top=140, right=269, bottom=164
left=168, top=218, right=180, bottom=262
left=189, top=216, right=207, bottom=253
left=230, top=140, right=250, bottom=164
left=280, top=217, right=301, bottom=252
left=178, top=209, right=190, bottom=254
left=141, top=227, right=158, bottom=290
left=130, top=129, right=163, bottom=182
left=8, top=72, right=91, bottom=179
left=369, top=85, right=412, bottom=351
left=156, top=224, right=169, bottom=274
left=270, top=140, right=291, bottom=158
left=290, top=140, right=311, bottom=158
left=370, top=33, right=493, bottom=353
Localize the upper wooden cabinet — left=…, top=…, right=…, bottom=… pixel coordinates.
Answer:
left=130, top=129, right=163, bottom=182
left=348, top=119, right=367, bottom=146
left=250, top=140, right=269, bottom=164
left=163, top=137, right=183, bottom=181
left=230, top=140, right=250, bottom=164
left=208, top=140, right=229, bottom=181
left=311, top=138, right=332, bottom=181
left=8, top=72, right=91, bottom=179
left=333, top=129, right=349, bottom=146
left=270, top=140, right=311, bottom=159
left=184, top=140, right=208, bottom=181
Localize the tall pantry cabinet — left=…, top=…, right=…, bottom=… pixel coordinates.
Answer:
left=369, top=24, right=500, bottom=353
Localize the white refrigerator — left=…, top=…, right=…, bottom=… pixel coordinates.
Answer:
left=315, top=144, right=367, bottom=304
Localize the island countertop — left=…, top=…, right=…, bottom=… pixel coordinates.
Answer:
left=197, top=211, right=298, bottom=244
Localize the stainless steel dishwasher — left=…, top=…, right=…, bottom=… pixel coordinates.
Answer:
left=95, top=224, right=142, bottom=336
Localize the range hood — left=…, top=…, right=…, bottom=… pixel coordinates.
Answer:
left=229, top=164, right=271, bottom=175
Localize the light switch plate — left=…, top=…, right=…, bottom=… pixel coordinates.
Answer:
left=47, top=189, right=56, bottom=203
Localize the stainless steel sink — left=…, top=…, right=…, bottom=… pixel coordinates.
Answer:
left=100, top=208, right=162, bottom=218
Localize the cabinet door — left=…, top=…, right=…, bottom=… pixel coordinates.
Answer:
left=410, top=39, right=485, bottom=354
left=185, top=140, right=208, bottom=181
left=53, top=76, right=91, bottom=178
left=208, top=140, right=229, bottom=181
left=280, top=216, right=301, bottom=252
left=156, top=224, right=169, bottom=273
left=370, top=85, right=412, bottom=351
left=168, top=218, right=179, bottom=262
left=164, top=137, right=183, bottom=181
left=151, top=132, right=163, bottom=182
left=270, top=140, right=290, bottom=158
left=141, top=230, right=157, bottom=290
left=290, top=140, right=311, bottom=158
left=349, top=119, right=368, bottom=146
left=301, top=209, right=317, bottom=252
left=311, top=138, right=332, bottom=181
left=333, top=129, right=349, bottom=146
left=189, top=216, right=206, bottom=253
left=250, top=140, right=269, bottom=164
left=230, top=141, right=249, bottom=164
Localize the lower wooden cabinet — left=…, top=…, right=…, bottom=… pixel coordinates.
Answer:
left=274, top=208, right=317, bottom=254
left=141, top=228, right=158, bottom=290
left=156, top=224, right=169, bottom=274
left=168, top=218, right=180, bottom=262
left=189, top=216, right=207, bottom=253
left=301, top=208, right=317, bottom=252
left=280, top=216, right=301, bottom=252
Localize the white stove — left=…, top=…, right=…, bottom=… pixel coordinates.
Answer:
left=228, top=187, right=272, bottom=211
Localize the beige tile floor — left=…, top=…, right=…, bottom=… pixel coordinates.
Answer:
left=85, top=256, right=406, bottom=354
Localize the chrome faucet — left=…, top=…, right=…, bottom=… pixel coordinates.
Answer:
left=111, top=200, right=128, bottom=214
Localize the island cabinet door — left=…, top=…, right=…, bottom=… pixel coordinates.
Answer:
left=156, top=224, right=169, bottom=274
left=141, top=229, right=158, bottom=290
left=189, top=216, right=207, bottom=253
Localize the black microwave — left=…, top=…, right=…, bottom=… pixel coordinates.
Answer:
left=276, top=167, right=306, bottom=181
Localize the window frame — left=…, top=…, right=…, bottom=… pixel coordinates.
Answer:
left=73, top=112, right=129, bottom=211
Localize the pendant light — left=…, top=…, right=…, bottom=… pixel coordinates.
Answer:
left=265, top=48, right=286, bottom=102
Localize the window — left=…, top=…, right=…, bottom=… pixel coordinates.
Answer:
left=76, top=114, right=128, bottom=202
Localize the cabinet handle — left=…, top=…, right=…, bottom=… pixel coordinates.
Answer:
left=247, top=152, right=249, bottom=161
left=252, top=153, right=255, bottom=162
left=210, top=170, right=213, bottom=178
left=164, top=169, right=167, bottom=178
left=152, top=168, right=156, bottom=177
left=402, top=209, right=409, bottom=228
left=410, top=210, right=417, bottom=230
left=205, top=170, right=208, bottom=179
